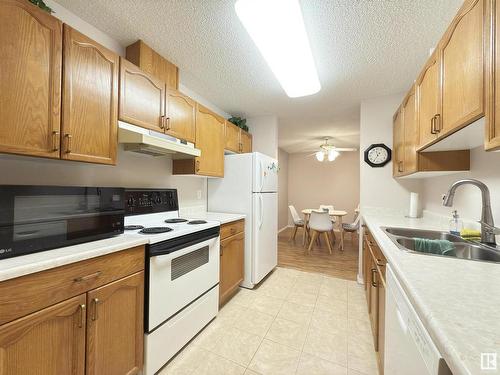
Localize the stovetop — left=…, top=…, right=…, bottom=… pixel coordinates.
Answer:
left=124, top=212, right=219, bottom=244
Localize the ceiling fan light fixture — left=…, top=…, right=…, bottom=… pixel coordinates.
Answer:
left=234, top=0, right=321, bottom=98
left=328, top=149, right=339, bottom=161
left=315, top=151, right=325, bottom=162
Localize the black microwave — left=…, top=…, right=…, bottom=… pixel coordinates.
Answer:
left=0, top=186, right=125, bottom=260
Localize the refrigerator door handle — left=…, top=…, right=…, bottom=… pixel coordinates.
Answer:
left=259, top=194, right=264, bottom=229
left=259, top=160, right=264, bottom=192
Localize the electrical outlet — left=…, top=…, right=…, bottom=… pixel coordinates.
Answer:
left=197, top=190, right=202, bottom=200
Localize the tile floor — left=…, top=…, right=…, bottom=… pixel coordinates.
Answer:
left=160, top=267, right=378, bottom=375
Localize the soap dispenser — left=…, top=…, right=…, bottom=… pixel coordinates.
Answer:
left=449, top=210, right=463, bottom=236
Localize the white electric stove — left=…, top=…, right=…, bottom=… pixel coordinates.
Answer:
left=124, top=189, right=220, bottom=375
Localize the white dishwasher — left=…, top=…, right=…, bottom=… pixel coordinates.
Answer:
left=385, top=265, right=452, bottom=375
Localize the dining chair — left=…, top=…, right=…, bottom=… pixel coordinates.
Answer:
left=319, top=205, right=336, bottom=223
left=307, top=211, right=334, bottom=254
left=342, top=210, right=361, bottom=242
left=288, top=205, right=306, bottom=245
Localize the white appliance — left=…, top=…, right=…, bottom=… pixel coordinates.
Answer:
left=385, top=265, right=452, bottom=375
left=208, top=152, right=278, bottom=288
left=123, top=189, right=220, bottom=375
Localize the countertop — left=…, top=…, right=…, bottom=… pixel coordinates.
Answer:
left=0, top=211, right=246, bottom=283
left=363, top=211, right=500, bottom=375
left=0, top=235, right=148, bottom=283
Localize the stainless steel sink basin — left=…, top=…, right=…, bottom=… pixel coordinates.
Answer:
left=384, top=227, right=463, bottom=242
left=382, top=226, right=500, bottom=263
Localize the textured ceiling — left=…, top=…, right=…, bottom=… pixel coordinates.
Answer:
left=55, top=0, right=463, bottom=153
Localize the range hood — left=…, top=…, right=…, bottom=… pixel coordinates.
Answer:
left=118, top=122, right=201, bottom=158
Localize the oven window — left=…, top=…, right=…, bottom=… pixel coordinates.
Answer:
left=171, top=246, right=210, bottom=281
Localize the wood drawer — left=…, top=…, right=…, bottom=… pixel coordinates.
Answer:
left=220, top=219, right=244, bottom=240
left=0, top=246, right=145, bottom=325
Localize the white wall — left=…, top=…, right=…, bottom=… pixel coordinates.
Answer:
left=278, top=148, right=289, bottom=230
left=421, top=146, right=500, bottom=224
left=17, top=0, right=233, bottom=213
left=360, top=93, right=422, bottom=214
left=248, top=116, right=279, bottom=159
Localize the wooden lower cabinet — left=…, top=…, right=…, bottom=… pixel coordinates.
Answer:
left=0, top=247, right=145, bottom=375
left=363, top=227, right=386, bottom=375
left=219, top=220, right=245, bottom=305
left=86, top=272, right=144, bottom=375
left=0, top=294, right=86, bottom=375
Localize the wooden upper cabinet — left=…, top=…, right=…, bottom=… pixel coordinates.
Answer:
left=0, top=294, right=86, bottom=375
left=403, top=88, right=418, bottom=174
left=486, top=0, right=500, bottom=150
left=166, top=89, right=196, bottom=143
left=0, top=0, right=62, bottom=159
left=441, top=0, right=484, bottom=135
left=224, top=121, right=241, bottom=153
left=62, top=25, right=118, bottom=164
left=126, top=40, right=178, bottom=90
left=393, top=108, right=404, bottom=177
left=119, top=57, right=166, bottom=132
left=195, top=105, right=225, bottom=177
left=417, top=51, right=440, bottom=149
left=86, top=272, right=144, bottom=375
left=241, top=130, right=253, bottom=153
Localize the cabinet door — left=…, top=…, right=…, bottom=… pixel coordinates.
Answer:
left=417, top=53, right=440, bottom=148
left=166, top=89, right=196, bottom=142
left=441, top=0, right=484, bottom=135
left=61, top=25, right=118, bottom=164
left=369, top=256, right=379, bottom=351
left=240, top=130, right=253, bottom=153
left=220, top=232, right=245, bottom=304
left=392, top=108, right=404, bottom=177
left=0, top=294, right=86, bottom=375
left=119, top=57, right=165, bottom=132
left=403, top=88, right=418, bottom=174
left=86, top=272, right=144, bottom=375
left=195, top=105, right=225, bottom=177
left=486, top=0, right=500, bottom=150
left=224, top=121, right=241, bottom=153
left=0, top=0, right=62, bottom=158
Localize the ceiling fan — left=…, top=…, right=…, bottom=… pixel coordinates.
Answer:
left=312, top=138, right=357, bottom=162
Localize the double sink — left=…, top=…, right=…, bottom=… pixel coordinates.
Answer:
left=382, top=227, right=500, bottom=263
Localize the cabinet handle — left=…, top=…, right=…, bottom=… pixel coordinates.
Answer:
left=65, top=134, right=72, bottom=154
left=376, top=259, right=385, bottom=267
left=398, top=161, right=403, bottom=173
left=434, top=114, right=441, bottom=133
left=166, top=117, right=171, bottom=131
left=239, top=142, right=242, bottom=153
left=159, top=116, right=165, bottom=129
left=92, top=298, right=100, bottom=321
left=73, top=271, right=102, bottom=283
left=230, top=227, right=237, bottom=235
left=52, top=131, right=60, bottom=151
left=195, top=160, right=200, bottom=172
left=78, top=304, right=86, bottom=328
left=430, top=116, right=437, bottom=134
left=371, top=268, right=377, bottom=287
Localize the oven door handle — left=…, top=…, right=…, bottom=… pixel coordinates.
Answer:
left=149, top=231, right=219, bottom=257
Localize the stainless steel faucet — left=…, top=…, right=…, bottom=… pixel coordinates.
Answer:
left=443, top=179, right=498, bottom=245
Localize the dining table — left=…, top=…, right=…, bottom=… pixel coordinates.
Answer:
left=301, top=208, right=348, bottom=250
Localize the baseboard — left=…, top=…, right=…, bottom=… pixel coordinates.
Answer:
left=278, top=225, right=293, bottom=234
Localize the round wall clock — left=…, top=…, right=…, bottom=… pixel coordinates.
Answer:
left=364, top=143, right=392, bottom=167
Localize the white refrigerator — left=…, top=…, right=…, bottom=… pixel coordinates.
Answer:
left=208, top=152, right=278, bottom=288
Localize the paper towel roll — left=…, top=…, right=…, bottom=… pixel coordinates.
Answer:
left=408, top=192, right=419, bottom=218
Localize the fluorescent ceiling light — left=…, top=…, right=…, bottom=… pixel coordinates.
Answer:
left=235, top=0, right=321, bottom=98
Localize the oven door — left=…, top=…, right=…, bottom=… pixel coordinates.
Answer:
left=147, top=231, right=220, bottom=332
